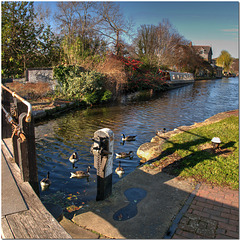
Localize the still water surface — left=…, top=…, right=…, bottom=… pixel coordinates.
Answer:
left=35, top=77, right=238, bottom=214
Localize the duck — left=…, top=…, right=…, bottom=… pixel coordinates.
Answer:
left=40, top=172, right=51, bottom=191
left=69, top=152, right=79, bottom=168
left=115, top=161, right=124, bottom=178
left=116, top=151, right=134, bottom=159
left=70, top=166, right=91, bottom=178
left=156, top=128, right=167, bottom=136
left=121, top=134, right=136, bottom=141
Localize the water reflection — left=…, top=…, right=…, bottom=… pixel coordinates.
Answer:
left=35, top=77, right=238, bottom=216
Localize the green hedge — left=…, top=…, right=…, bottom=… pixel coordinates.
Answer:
left=53, top=65, right=112, bottom=104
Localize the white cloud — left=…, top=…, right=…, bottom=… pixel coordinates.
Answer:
left=221, top=28, right=238, bottom=32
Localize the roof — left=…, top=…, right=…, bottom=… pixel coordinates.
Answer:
left=192, top=46, right=212, bottom=55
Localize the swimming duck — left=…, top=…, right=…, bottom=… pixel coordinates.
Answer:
left=116, top=151, right=134, bottom=159
left=115, top=161, right=124, bottom=178
left=156, top=128, right=167, bottom=136
left=70, top=166, right=91, bottom=178
left=121, top=134, right=136, bottom=141
left=69, top=152, right=79, bottom=168
left=40, top=172, right=51, bottom=191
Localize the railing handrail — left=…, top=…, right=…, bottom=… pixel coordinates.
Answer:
left=1, top=84, right=32, bottom=122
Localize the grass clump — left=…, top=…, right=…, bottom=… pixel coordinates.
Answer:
left=152, top=116, right=239, bottom=189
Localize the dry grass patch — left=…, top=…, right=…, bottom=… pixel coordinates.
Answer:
left=6, top=82, right=52, bottom=100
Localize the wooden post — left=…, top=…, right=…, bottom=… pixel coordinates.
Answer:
left=18, top=112, right=39, bottom=195
left=1, top=86, right=39, bottom=195
left=1, top=89, right=12, bottom=139
left=91, top=128, right=114, bottom=201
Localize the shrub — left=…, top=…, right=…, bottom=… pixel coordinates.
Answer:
left=126, top=71, right=167, bottom=92
left=53, top=65, right=112, bottom=105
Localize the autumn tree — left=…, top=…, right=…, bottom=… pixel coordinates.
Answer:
left=155, top=19, right=188, bottom=66
left=217, top=50, right=233, bottom=73
left=96, top=2, right=132, bottom=56
left=230, top=58, right=239, bottom=74
left=55, top=2, right=107, bottom=64
left=134, top=19, right=187, bottom=68
left=134, top=24, right=158, bottom=65
left=172, top=43, right=206, bottom=73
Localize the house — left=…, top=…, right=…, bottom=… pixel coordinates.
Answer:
left=192, top=45, right=213, bottom=63
left=211, top=58, right=223, bottom=78
left=230, top=58, right=239, bottom=75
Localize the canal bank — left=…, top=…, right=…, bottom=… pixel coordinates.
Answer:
left=32, top=81, right=194, bottom=122
left=59, top=109, right=238, bottom=239
left=137, top=109, right=239, bottom=162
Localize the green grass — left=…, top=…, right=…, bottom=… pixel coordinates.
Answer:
left=153, top=116, right=239, bottom=189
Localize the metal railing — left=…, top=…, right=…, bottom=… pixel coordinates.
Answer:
left=1, top=84, right=39, bottom=195
left=2, top=84, right=32, bottom=122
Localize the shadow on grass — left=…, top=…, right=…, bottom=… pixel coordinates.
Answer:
left=146, top=129, right=237, bottom=178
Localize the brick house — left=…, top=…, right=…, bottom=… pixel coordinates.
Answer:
left=192, top=45, right=213, bottom=63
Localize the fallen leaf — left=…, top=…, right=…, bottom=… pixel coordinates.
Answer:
left=66, top=205, right=80, bottom=213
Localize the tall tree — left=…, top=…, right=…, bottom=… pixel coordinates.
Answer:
left=217, top=50, right=233, bottom=72
left=55, top=2, right=105, bottom=64
left=172, top=43, right=204, bottom=73
left=155, top=19, right=187, bottom=66
left=134, top=19, right=187, bottom=67
left=2, top=1, right=43, bottom=78
left=33, top=3, right=61, bottom=67
left=97, top=2, right=132, bottom=55
left=134, top=24, right=158, bottom=65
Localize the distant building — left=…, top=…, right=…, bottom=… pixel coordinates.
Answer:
left=230, top=58, right=239, bottom=75
left=211, top=58, right=222, bottom=78
left=192, top=45, right=213, bottom=63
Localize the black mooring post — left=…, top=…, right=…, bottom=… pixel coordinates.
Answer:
left=96, top=174, right=113, bottom=201
left=91, top=128, right=114, bottom=201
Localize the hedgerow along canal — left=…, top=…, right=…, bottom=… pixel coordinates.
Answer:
left=35, top=77, right=238, bottom=217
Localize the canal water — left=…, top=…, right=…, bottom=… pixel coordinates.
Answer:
left=35, top=77, right=238, bottom=216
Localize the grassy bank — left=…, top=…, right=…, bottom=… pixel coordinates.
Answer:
left=145, top=115, right=239, bottom=189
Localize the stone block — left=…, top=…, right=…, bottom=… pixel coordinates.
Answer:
left=137, top=142, right=162, bottom=162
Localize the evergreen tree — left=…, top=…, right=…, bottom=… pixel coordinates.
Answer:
left=2, top=2, right=42, bottom=78
left=2, top=1, right=60, bottom=78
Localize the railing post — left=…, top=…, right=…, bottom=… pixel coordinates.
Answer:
left=1, top=84, right=39, bottom=196
left=18, top=112, right=39, bottom=195
left=1, top=89, right=12, bottom=138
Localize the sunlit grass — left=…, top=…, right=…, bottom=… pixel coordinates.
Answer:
left=152, top=116, right=239, bottom=189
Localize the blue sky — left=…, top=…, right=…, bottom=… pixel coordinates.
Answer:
left=37, top=1, right=239, bottom=59
left=118, top=1, right=238, bottom=58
